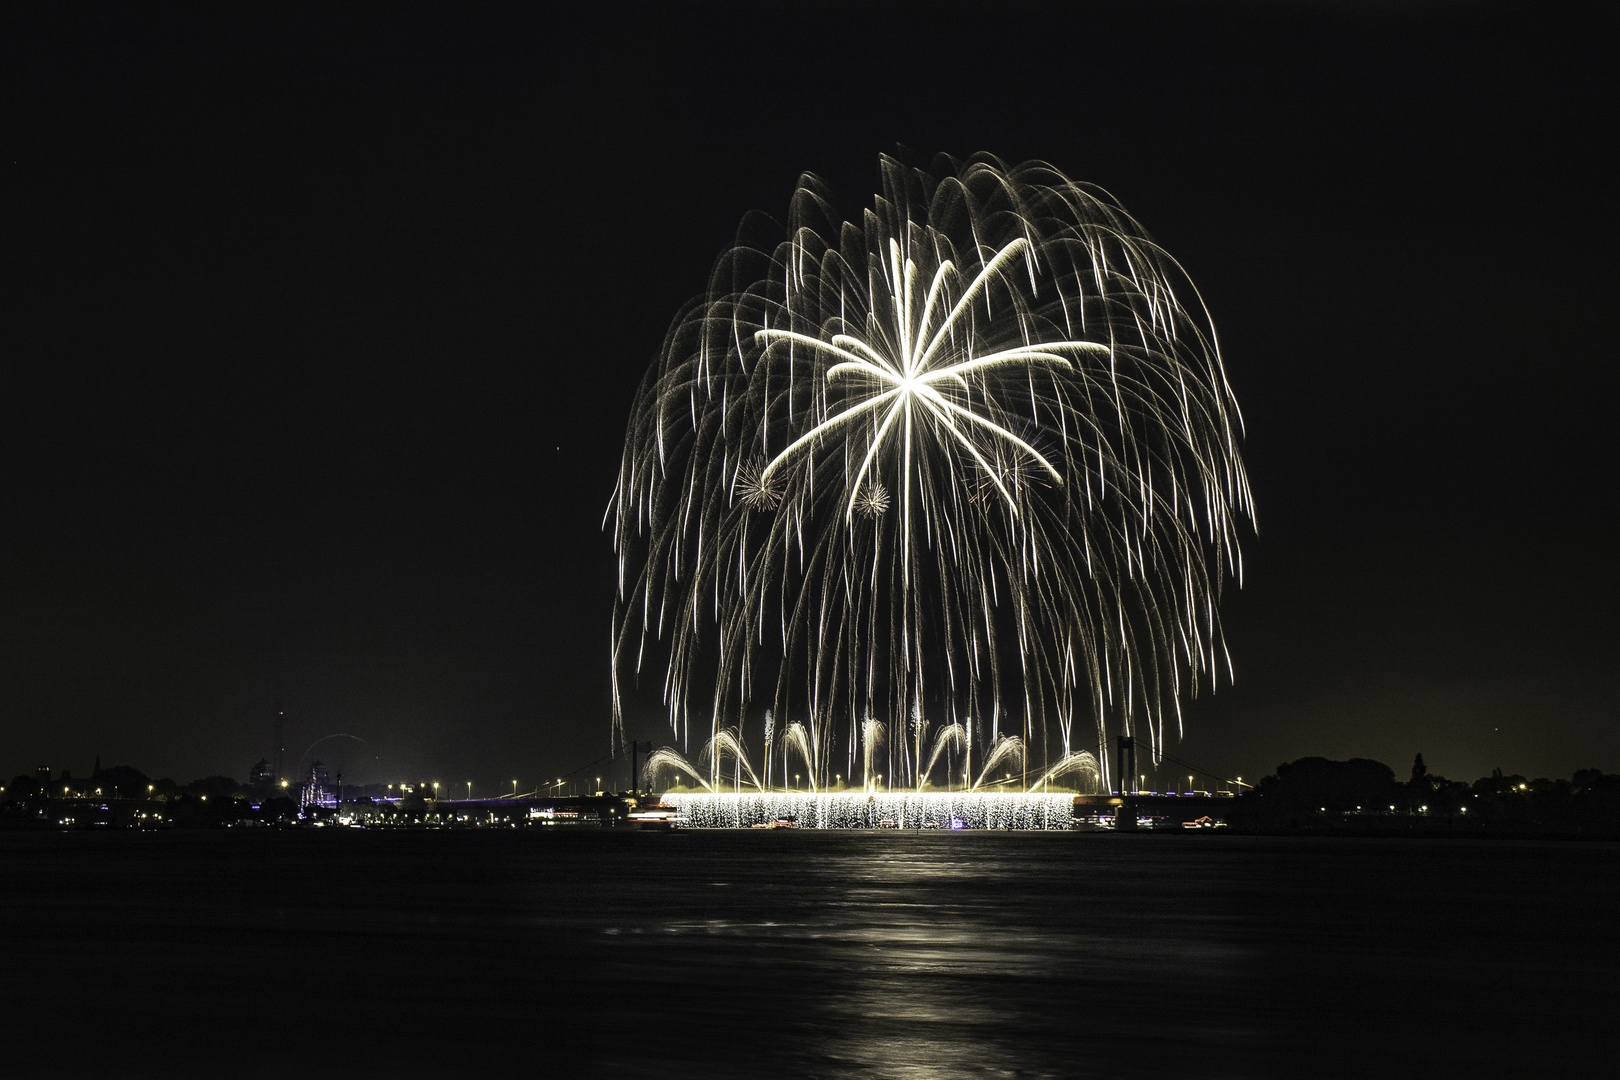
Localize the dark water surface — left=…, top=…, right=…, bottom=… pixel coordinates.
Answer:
left=2, top=830, right=1612, bottom=1077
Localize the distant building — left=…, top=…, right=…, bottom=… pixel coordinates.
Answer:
left=300, top=760, right=336, bottom=809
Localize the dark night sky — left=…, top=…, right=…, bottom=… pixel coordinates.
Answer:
left=4, top=2, right=1614, bottom=791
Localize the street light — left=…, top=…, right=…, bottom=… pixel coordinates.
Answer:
left=512, top=779, right=518, bottom=797
left=432, top=781, right=439, bottom=801
left=467, top=781, right=472, bottom=800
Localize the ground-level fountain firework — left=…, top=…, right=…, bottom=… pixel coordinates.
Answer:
left=663, top=792, right=1079, bottom=831
left=609, top=152, right=1251, bottom=797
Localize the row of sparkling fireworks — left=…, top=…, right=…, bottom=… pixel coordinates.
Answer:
left=663, top=792, right=1080, bottom=831
left=609, top=153, right=1252, bottom=793
left=640, top=734, right=1099, bottom=796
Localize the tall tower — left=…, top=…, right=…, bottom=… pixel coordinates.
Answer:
left=274, top=709, right=285, bottom=785
left=1115, top=735, right=1137, bottom=795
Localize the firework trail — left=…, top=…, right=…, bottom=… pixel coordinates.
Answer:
left=700, top=726, right=763, bottom=791
left=609, top=153, right=1251, bottom=790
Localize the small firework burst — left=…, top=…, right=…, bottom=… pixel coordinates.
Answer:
left=734, top=459, right=782, bottom=511
left=853, top=482, right=890, bottom=517
left=966, top=455, right=1053, bottom=506
left=966, top=422, right=1056, bottom=507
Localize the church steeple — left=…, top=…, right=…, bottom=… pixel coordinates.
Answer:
left=93, top=752, right=102, bottom=778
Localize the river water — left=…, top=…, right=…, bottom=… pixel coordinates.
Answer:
left=1, top=829, right=1612, bottom=1076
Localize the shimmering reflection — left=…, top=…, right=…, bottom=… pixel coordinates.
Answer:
left=0, top=831, right=1613, bottom=1077
left=622, top=835, right=1259, bottom=1077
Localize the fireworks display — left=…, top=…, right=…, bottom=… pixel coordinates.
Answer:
left=609, top=153, right=1251, bottom=791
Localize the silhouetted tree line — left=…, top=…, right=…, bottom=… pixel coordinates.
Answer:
left=1, top=763, right=472, bottom=829
left=0, top=764, right=301, bottom=829
left=1240, top=754, right=1620, bottom=837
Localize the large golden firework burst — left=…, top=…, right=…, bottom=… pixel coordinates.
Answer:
left=609, top=153, right=1252, bottom=791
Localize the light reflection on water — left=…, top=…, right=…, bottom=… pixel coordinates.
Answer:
left=0, top=831, right=1613, bottom=1077
left=585, top=834, right=1259, bottom=1077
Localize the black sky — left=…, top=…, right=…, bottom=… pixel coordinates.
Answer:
left=4, top=1, right=1614, bottom=790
